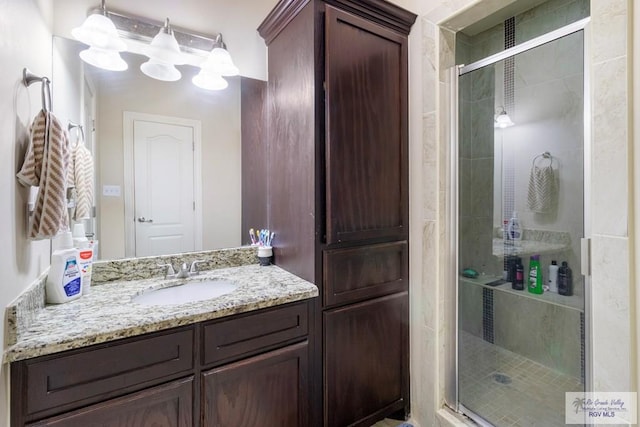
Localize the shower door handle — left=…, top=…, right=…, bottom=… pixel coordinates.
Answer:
left=580, top=238, right=591, bottom=276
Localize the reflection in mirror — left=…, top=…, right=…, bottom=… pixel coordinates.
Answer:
left=53, top=36, right=264, bottom=260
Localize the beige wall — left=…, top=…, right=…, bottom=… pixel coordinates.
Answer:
left=0, top=1, right=53, bottom=424
left=93, top=54, right=242, bottom=259
left=412, top=0, right=637, bottom=426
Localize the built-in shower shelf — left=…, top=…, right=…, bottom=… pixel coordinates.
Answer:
left=460, top=275, right=584, bottom=312
left=492, top=238, right=570, bottom=257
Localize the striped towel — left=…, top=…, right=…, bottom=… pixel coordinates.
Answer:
left=17, top=110, right=70, bottom=239
left=527, top=162, right=557, bottom=214
left=70, top=136, right=94, bottom=220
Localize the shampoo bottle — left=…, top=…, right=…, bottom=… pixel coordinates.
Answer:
left=528, top=254, right=543, bottom=294
left=514, top=261, right=524, bottom=290
left=503, top=220, right=510, bottom=240
left=46, top=232, right=82, bottom=304
left=558, top=261, right=573, bottom=296
left=507, top=211, right=522, bottom=241
left=548, top=260, right=559, bottom=293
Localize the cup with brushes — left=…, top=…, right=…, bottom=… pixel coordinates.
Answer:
left=249, top=228, right=275, bottom=266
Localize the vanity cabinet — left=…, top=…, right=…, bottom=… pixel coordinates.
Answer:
left=323, top=6, right=408, bottom=245
left=324, top=293, right=408, bottom=427
left=11, top=327, right=196, bottom=425
left=258, top=1, right=415, bottom=425
left=26, top=378, right=194, bottom=427
left=11, top=301, right=311, bottom=427
left=202, top=342, right=309, bottom=426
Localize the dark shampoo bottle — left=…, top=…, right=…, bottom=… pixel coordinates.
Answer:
left=558, top=261, right=573, bottom=296
left=514, top=261, right=524, bottom=290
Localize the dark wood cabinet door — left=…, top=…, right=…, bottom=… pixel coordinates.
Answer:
left=202, top=341, right=309, bottom=427
left=324, top=292, right=408, bottom=427
left=324, top=5, right=409, bottom=244
left=323, top=241, right=408, bottom=307
left=27, top=377, right=193, bottom=427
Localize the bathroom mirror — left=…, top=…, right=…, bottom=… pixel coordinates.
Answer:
left=53, top=36, right=265, bottom=260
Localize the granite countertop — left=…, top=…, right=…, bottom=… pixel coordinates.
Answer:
left=4, top=263, right=318, bottom=363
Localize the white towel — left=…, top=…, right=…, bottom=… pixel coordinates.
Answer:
left=17, top=110, right=70, bottom=239
left=70, top=136, right=94, bottom=220
left=527, top=162, right=557, bottom=214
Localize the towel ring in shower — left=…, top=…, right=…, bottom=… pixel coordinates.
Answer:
left=532, top=151, right=555, bottom=168
left=23, top=68, right=52, bottom=112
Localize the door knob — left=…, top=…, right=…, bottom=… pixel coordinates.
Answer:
left=137, top=217, right=153, bottom=223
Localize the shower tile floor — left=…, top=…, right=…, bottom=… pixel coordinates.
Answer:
left=459, top=331, right=583, bottom=427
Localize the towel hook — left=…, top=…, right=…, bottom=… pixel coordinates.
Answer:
left=23, top=68, right=52, bottom=112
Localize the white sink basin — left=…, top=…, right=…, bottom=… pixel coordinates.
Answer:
left=133, top=279, right=236, bottom=306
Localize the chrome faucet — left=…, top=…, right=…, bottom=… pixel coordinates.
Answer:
left=176, top=262, right=191, bottom=278
left=158, top=260, right=205, bottom=279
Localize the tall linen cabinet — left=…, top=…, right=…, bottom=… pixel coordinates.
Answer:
left=258, top=1, right=415, bottom=426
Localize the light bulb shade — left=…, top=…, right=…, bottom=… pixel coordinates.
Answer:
left=140, top=59, right=181, bottom=81
left=72, top=14, right=126, bottom=51
left=79, top=47, right=128, bottom=71
left=145, top=29, right=185, bottom=65
left=494, top=111, right=515, bottom=128
left=192, top=71, right=228, bottom=90
left=200, top=47, right=239, bottom=77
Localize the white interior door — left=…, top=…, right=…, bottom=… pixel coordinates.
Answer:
left=133, top=120, right=195, bottom=256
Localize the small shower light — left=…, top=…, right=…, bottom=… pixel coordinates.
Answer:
left=494, top=108, right=515, bottom=128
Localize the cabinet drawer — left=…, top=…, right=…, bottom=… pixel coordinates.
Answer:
left=202, top=302, right=308, bottom=366
left=21, top=327, right=194, bottom=417
left=27, top=377, right=193, bottom=427
left=323, top=241, right=407, bottom=306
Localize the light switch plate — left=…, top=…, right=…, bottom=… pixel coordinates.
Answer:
left=103, top=185, right=121, bottom=197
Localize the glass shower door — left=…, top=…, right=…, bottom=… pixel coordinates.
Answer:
left=457, top=29, right=586, bottom=427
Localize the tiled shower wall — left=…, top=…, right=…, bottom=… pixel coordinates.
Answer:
left=457, top=66, right=495, bottom=277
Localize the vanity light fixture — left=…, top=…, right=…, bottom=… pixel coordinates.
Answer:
left=140, top=18, right=185, bottom=82
left=494, top=107, right=515, bottom=128
left=192, top=35, right=238, bottom=91
left=74, top=3, right=239, bottom=88
left=192, top=71, right=229, bottom=91
left=202, top=35, right=240, bottom=77
left=79, top=47, right=128, bottom=71
left=72, top=0, right=128, bottom=71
